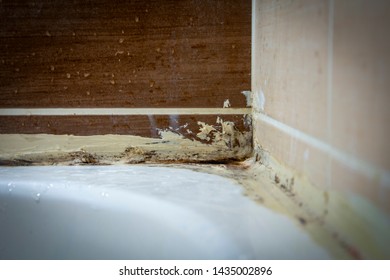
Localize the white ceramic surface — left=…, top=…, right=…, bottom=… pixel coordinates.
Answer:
left=0, top=166, right=330, bottom=259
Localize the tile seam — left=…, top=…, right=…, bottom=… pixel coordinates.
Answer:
left=326, top=0, right=335, bottom=189
left=254, top=113, right=390, bottom=188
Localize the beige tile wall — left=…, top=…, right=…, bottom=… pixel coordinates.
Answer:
left=252, top=0, right=329, bottom=140
left=332, top=0, right=390, bottom=170
left=252, top=0, right=390, bottom=214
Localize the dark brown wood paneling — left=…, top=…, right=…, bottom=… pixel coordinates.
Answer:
left=0, top=114, right=250, bottom=137
left=0, top=0, right=251, bottom=108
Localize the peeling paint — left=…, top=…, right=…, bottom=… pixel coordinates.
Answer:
left=0, top=115, right=252, bottom=165
left=197, top=121, right=216, bottom=141
left=253, top=89, right=265, bottom=112
left=223, top=99, right=231, bottom=108
left=241, top=91, right=252, bottom=107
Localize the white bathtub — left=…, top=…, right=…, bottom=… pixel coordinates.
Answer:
left=0, top=166, right=329, bottom=259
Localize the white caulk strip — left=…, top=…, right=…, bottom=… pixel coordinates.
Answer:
left=255, top=113, right=390, bottom=188
left=0, top=108, right=251, bottom=116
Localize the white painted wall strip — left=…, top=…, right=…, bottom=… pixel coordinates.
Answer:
left=255, top=113, right=390, bottom=188
left=0, top=108, right=251, bottom=116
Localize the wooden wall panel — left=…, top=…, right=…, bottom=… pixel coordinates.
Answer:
left=0, top=114, right=250, bottom=138
left=0, top=0, right=252, bottom=163
left=0, top=0, right=251, bottom=108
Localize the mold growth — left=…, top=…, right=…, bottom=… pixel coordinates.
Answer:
left=157, top=155, right=390, bottom=260
left=0, top=116, right=252, bottom=165
left=240, top=146, right=390, bottom=259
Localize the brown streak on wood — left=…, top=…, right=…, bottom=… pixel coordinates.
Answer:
left=0, top=114, right=250, bottom=137
left=0, top=0, right=251, bottom=108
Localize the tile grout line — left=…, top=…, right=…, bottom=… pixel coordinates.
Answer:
left=0, top=108, right=251, bottom=116
left=327, top=0, right=334, bottom=141
left=254, top=113, right=390, bottom=188
left=326, top=0, right=335, bottom=188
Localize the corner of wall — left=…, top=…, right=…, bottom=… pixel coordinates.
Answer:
left=251, top=0, right=390, bottom=259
